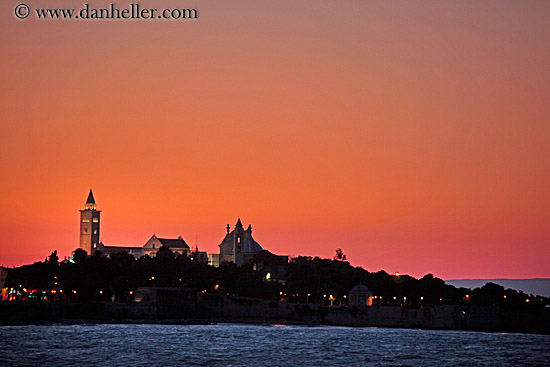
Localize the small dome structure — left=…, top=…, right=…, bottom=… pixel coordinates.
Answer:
left=243, top=238, right=263, bottom=253
left=348, top=282, right=373, bottom=307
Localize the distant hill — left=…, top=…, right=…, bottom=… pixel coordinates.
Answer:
left=445, top=279, right=550, bottom=297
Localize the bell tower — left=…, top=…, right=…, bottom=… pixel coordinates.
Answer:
left=79, top=189, right=101, bottom=255
left=233, top=218, right=245, bottom=266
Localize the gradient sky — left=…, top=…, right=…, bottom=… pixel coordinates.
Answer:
left=1, top=1, right=549, bottom=279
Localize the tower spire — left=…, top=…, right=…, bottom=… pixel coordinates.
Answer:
left=86, top=189, right=95, bottom=204
left=85, top=189, right=97, bottom=210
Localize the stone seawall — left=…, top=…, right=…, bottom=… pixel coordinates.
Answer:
left=198, top=293, right=324, bottom=323
left=198, top=293, right=549, bottom=333
left=1, top=290, right=548, bottom=333
left=324, top=304, right=499, bottom=331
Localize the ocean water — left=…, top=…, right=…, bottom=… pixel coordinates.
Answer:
left=1, top=323, right=549, bottom=366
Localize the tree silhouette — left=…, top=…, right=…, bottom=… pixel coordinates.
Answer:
left=333, top=248, right=347, bottom=261
left=47, top=250, right=59, bottom=265
left=73, top=248, right=87, bottom=264
left=3, top=247, right=548, bottom=313
left=156, top=246, right=175, bottom=261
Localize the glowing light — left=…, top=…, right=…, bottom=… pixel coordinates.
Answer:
left=130, top=291, right=133, bottom=295
left=465, top=294, right=470, bottom=299
left=214, top=284, right=219, bottom=290
left=266, top=273, right=271, bottom=280
left=99, top=291, right=103, bottom=294
left=395, top=272, right=400, bottom=276
left=503, top=295, right=507, bottom=299
left=420, top=296, right=424, bottom=300
left=525, top=299, right=529, bottom=303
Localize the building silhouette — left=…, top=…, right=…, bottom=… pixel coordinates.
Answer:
left=208, top=219, right=263, bottom=267
left=78, top=190, right=190, bottom=259
left=142, top=235, right=190, bottom=257
left=77, top=190, right=262, bottom=265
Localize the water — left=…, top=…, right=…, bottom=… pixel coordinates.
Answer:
left=1, top=323, right=549, bottom=366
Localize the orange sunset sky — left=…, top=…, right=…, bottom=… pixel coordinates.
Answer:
left=1, top=1, right=549, bottom=279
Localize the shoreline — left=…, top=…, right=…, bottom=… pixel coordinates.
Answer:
left=2, top=317, right=549, bottom=336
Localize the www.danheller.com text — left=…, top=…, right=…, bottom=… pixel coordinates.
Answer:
left=15, top=2, right=199, bottom=20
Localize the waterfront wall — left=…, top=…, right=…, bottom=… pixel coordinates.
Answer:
left=1, top=290, right=548, bottom=334
left=198, top=293, right=323, bottom=323
left=198, top=293, right=548, bottom=333
left=324, top=304, right=500, bottom=330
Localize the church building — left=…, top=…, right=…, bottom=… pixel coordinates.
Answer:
left=78, top=190, right=190, bottom=259
left=78, top=191, right=264, bottom=266
left=142, top=235, right=190, bottom=257
left=208, top=219, right=263, bottom=267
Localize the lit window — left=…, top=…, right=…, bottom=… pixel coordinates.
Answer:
left=93, top=230, right=97, bottom=234
left=93, top=243, right=97, bottom=248
left=82, top=219, right=90, bottom=223
left=92, top=218, right=99, bottom=223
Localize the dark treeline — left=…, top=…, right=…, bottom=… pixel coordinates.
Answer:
left=4, top=248, right=548, bottom=311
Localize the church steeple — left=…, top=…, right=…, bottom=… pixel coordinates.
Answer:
left=80, top=190, right=101, bottom=255
left=84, top=189, right=97, bottom=210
